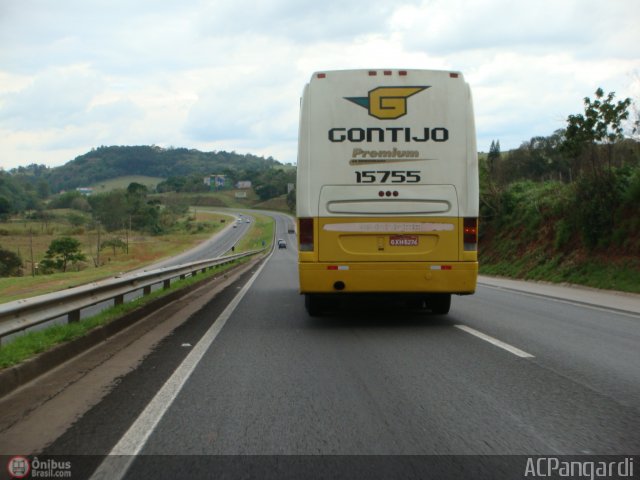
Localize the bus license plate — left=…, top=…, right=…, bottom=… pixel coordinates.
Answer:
left=390, top=235, right=419, bottom=246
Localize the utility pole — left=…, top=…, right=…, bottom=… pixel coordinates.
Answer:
left=30, top=228, right=35, bottom=277
left=96, top=222, right=101, bottom=267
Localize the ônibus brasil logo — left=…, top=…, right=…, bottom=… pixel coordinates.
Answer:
left=7, top=456, right=30, bottom=478
left=345, top=86, right=429, bottom=120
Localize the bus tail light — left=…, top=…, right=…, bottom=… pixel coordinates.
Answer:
left=463, top=217, right=478, bottom=251
left=299, top=218, right=314, bottom=251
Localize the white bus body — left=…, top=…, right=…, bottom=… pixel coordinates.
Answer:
left=296, top=69, right=479, bottom=315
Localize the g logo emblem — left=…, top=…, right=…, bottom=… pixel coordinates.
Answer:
left=345, top=86, right=429, bottom=120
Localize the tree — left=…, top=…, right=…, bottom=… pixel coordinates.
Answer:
left=88, top=190, right=129, bottom=231
left=0, top=196, right=10, bottom=221
left=0, top=246, right=21, bottom=277
left=67, top=212, right=86, bottom=228
left=487, top=140, right=501, bottom=174
left=36, top=180, right=50, bottom=199
left=563, top=88, right=632, bottom=173
left=286, top=188, right=296, bottom=213
left=41, top=237, right=86, bottom=272
left=100, top=237, right=126, bottom=256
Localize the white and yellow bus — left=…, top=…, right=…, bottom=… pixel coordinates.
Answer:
left=296, top=69, right=478, bottom=315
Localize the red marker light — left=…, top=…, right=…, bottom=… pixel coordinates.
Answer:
left=317, top=73, right=326, bottom=78
left=299, top=217, right=314, bottom=251
left=368, top=71, right=377, bottom=76
left=463, top=217, right=478, bottom=250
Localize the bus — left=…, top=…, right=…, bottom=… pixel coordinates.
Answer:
left=296, top=69, right=478, bottom=316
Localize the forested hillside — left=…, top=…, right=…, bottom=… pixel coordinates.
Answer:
left=9, top=146, right=282, bottom=193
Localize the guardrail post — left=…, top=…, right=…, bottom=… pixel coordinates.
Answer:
left=114, top=294, right=124, bottom=306
left=143, top=286, right=151, bottom=296
left=69, top=310, right=80, bottom=323
left=163, top=279, right=171, bottom=290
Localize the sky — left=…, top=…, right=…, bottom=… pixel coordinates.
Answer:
left=0, top=0, right=639, bottom=170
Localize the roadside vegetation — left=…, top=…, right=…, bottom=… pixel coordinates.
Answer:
left=0, top=207, right=233, bottom=303
left=479, top=88, right=640, bottom=293
left=0, top=209, right=275, bottom=369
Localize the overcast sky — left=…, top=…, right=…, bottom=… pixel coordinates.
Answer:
left=1, top=0, right=638, bottom=170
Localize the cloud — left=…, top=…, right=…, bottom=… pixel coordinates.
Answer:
left=197, top=0, right=416, bottom=43
left=0, top=0, right=638, bottom=168
left=0, top=65, right=143, bottom=131
left=183, top=74, right=300, bottom=145
left=0, top=66, right=105, bottom=129
left=392, top=0, right=639, bottom=59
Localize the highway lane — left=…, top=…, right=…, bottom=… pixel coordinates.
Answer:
left=457, top=284, right=640, bottom=408
left=146, top=212, right=254, bottom=269
left=37, top=214, right=639, bottom=477
left=126, top=254, right=639, bottom=455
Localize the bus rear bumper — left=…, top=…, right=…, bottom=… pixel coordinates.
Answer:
left=298, top=261, right=478, bottom=294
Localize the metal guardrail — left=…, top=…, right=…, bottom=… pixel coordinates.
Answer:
left=0, top=249, right=263, bottom=344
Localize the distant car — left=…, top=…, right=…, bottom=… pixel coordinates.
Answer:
left=287, top=227, right=295, bottom=234
left=278, top=239, right=287, bottom=249
left=245, top=220, right=250, bottom=223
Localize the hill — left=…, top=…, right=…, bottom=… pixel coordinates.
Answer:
left=40, top=146, right=281, bottom=193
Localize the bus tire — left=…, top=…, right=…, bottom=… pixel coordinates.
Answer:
left=305, top=294, right=323, bottom=316
left=429, top=294, right=451, bottom=315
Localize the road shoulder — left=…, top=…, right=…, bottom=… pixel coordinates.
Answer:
left=0, top=255, right=265, bottom=455
left=478, top=275, right=640, bottom=315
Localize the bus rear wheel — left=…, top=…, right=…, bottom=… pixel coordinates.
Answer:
left=428, top=294, right=451, bottom=315
left=305, top=294, right=324, bottom=316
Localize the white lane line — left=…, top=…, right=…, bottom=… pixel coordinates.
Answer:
left=91, top=254, right=272, bottom=480
left=455, top=324, right=535, bottom=359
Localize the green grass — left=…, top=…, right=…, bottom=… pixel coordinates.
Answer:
left=89, top=175, right=165, bottom=192
left=479, top=257, right=640, bottom=293
left=234, top=213, right=275, bottom=252
left=0, top=256, right=256, bottom=369
left=479, top=173, right=640, bottom=294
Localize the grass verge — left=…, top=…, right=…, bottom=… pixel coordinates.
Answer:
left=234, top=213, right=275, bottom=252
left=479, top=256, right=640, bottom=293
left=0, top=255, right=257, bottom=370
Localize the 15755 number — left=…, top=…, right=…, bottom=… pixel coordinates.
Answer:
left=355, top=170, right=421, bottom=184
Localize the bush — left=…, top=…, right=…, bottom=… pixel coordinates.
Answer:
left=0, top=246, right=22, bottom=277
left=554, top=219, right=573, bottom=250
left=570, top=171, right=625, bottom=249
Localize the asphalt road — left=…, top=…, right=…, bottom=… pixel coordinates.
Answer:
left=146, top=212, right=255, bottom=269
left=31, top=213, right=640, bottom=479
